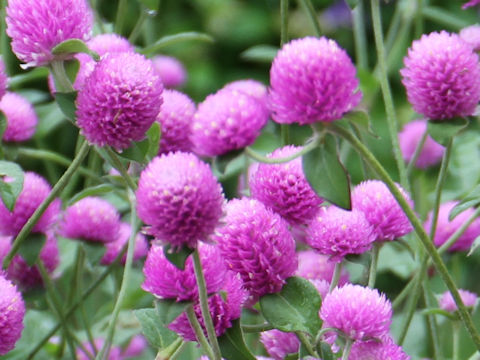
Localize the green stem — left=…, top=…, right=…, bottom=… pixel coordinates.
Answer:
left=342, top=339, right=353, bottom=360
left=392, top=274, right=417, bottom=310
left=453, top=321, right=461, bottom=360
left=329, top=123, right=480, bottom=350
left=192, top=249, right=222, bottom=360
left=128, top=6, right=149, bottom=43
left=370, top=0, right=409, bottom=193
left=414, top=0, right=424, bottom=38
left=114, top=0, right=128, bottom=35
left=298, top=0, right=322, bottom=36
left=50, top=60, right=74, bottom=93
left=406, top=130, right=428, bottom=177
left=104, top=147, right=138, bottom=191
left=296, top=332, right=318, bottom=358
left=155, top=338, right=184, bottom=360
left=89, top=0, right=106, bottom=34
left=384, top=0, right=402, bottom=52
left=438, top=207, right=480, bottom=255
left=423, top=282, right=442, bottom=360
left=3, top=141, right=90, bottom=269
left=186, top=305, right=215, bottom=360
left=245, top=137, right=319, bottom=164
left=421, top=6, right=470, bottom=30
left=242, top=323, right=274, bottom=333
left=84, top=150, right=103, bottom=188
left=352, top=0, right=368, bottom=69
left=329, top=262, right=342, bottom=292
left=280, top=125, right=290, bottom=146
left=368, top=243, right=381, bottom=288
left=280, top=0, right=289, bottom=45
left=169, top=340, right=188, bottom=360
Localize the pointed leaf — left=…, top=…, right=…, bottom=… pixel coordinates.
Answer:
left=218, top=319, right=256, bottom=360
left=52, top=39, right=100, bottom=61
left=449, top=184, right=480, bottom=220
left=302, top=134, right=351, bottom=210
left=82, top=241, right=107, bottom=265
left=318, top=342, right=335, bottom=360
left=240, top=45, right=278, bottom=63
left=117, top=138, right=149, bottom=163
left=164, top=244, right=193, bottom=270
left=68, top=184, right=117, bottom=206
left=0, top=161, right=24, bottom=211
left=427, top=117, right=468, bottom=146
left=134, top=308, right=179, bottom=350
left=17, top=233, right=46, bottom=266
left=468, top=236, right=480, bottom=256
left=156, top=298, right=190, bottom=325
left=344, top=110, right=378, bottom=138
left=55, top=91, right=78, bottom=121
left=421, top=308, right=457, bottom=320
left=146, top=122, right=161, bottom=159
left=260, top=277, right=322, bottom=336
left=141, top=32, right=214, bottom=55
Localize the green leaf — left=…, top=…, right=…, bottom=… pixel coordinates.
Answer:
left=141, top=32, right=214, bottom=55
left=427, top=117, right=469, bottom=146
left=67, top=184, right=117, bottom=206
left=81, top=241, right=106, bottom=265
left=302, top=134, right=351, bottom=210
left=213, top=149, right=245, bottom=180
left=163, top=244, right=193, bottom=270
left=146, top=122, right=161, bottom=159
left=346, top=0, right=359, bottom=9
left=134, top=308, right=178, bottom=350
left=421, top=308, right=457, bottom=320
left=449, top=184, right=480, bottom=220
left=64, top=58, right=80, bottom=84
left=0, top=161, right=24, bottom=211
left=52, top=39, right=100, bottom=61
left=240, top=45, right=278, bottom=63
left=117, top=138, right=149, bottom=163
left=17, top=233, right=46, bottom=266
left=138, top=0, right=160, bottom=11
left=468, top=235, right=480, bottom=256
left=55, top=91, right=78, bottom=121
left=317, top=341, right=335, bottom=360
left=343, top=110, right=378, bottom=138
left=218, top=319, right=256, bottom=360
left=260, top=277, right=322, bottom=336
left=156, top=298, right=190, bottom=325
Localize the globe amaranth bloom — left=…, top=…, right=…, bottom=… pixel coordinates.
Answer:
left=76, top=52, right=163, bottom=150
left=6, top=0, right=93, bottom=67
left=0, top=172, right=60, bottom=236
left=76, top=338, right=121, bottom=360
left=215, top=198, right=297, bottom=301
left=349, top=336, right=410, bottom=360
left=306, top=206, right=376, bottom=262
left=0, top=58, right=7, bottom=101
left=352, top=180, right=414, bottom=241
left=399, top=119, right=444, bottom=169
left=401, top=31, right=480, bottom=120
left=152, top=55, right=187, bottom=88
left=136, top=152, right=224, bottom=249
left=101, top=222, right=148, bottom=265
left=320, top=284, right=392, bottom=340
left=463, top=0, right=480, bottom=9
left=424, top=201, right=480, bottom=252
left=168, top=271, right=247, bottom=341
left=296, top=249, right=349, bottom=285
left=0, top=274, right=25, bottom=355
left=268, top=36, right=361, bottom=125
left=439, top=289, right=478, bottom=312
left=191, top=86, right=269, bottom=157
left=249, top=145, right=324, bottom=225
left=121, top=335, right=148, bottom=359
left=223, top=79, right=269, bottom=116
left=0, top=92, right=37, bottom=142
left=142, top=243, right=226, bottom=301
left=60, top=196, right=121, bottom=243
left=260, top=329, right=300, bottom=360
left=156, top=89, right=195, bottom=155
left=460, top=25, right=480, bottom=52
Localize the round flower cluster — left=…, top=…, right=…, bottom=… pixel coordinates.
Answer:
left=0, top=274, right=25, bottom=355
left=260, top=329, right=300, bottom=360
left=0, top=58, right=7, bottom=101
left=296, top=250, right=349, bottom=286
left=460, top=25, right=480, bottom=52
left=101, top=223, right=148, bottom=265
left=0, top=92, right=37, bottom=142
left=439, top=289, right=478, bottom=313
left=152, top=55, right=187, bottom=88
left=349, top=336, right=410, bottom=360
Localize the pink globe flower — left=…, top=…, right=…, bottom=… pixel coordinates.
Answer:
left=463, top=0, right=480, bottom=9
left=60, top=197, right=120, bottom=243
left=320, top=284, right=392, bottom=340
left=439, top=289, right=477, bottom=312
left=76, top=52, right=163, bottom=150
left=191, top=87, right=269, bottom=157
left=76, top=338, right=121, bottom=360
left=223, top=79, right=269, bottom=116
left=401, top=31, right=480, bottom=120
left=0, top=172, right=60, bottom=236
left=168, top=271, right=247, bottom=341
left=156, top=89, right=195, bottom=154
left=399, top=119, right=444, bottom=169
left=352, top=180, right=414, bottom=241
left=215, top=198, right=297, bottom=301
left=136, top=152, right=224, bottom=249
left=0, top=92, right=37, bottom=142
left=121, top=335, right=147, bottom=359
left=142, top=243, right=226, bottom=301
left=296, top=250, right=349, bottom=285
left=349, top=336, right=410, bottom=360
left=152, top=55, right=187, bottom=88
left=249, top=145, right=324, bottom=225
left=0, top=58, right=7, bottom=101
left=6, top=0, right=93, bottom=67
left=101, top=223, right=148, bottom=265
left=460, top=25, right=480, bottom=52
left=260, top=329, right=300, bottom=360
left=269, top=36, right=361, bottom=125
left=306, top=206, right=376, bottom=262
left=424, top=201, right=480, bottom=252
left=0, top=274, right=25, bottom=355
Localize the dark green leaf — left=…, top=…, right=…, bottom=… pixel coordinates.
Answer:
left=302, top=134, right=351, bottom=210
left=346, top=0, right=359, bottom=9
left=427, top=117, right=468, bottom=146
left=55, top=91, right=78, bottom=121
left=0, top=110, right=7, bottom=152
left=468, top=236, right=480, bottom=256
left=82, top=241, right=106, bottom=265
left=156, top=298, right=190, bottom=325
left=318, top=341, right=335, bottom=360
left=449, top=184, right=480, bottom=220
left=284, top=354, right=298, bottom=360
left=260, top=277, right=322, bottom=336
left=17, top=233, right=46, bottom=266
left=64, top=59, right=80, bottom=84
left=134, top=308, right=178, bottom=350
left=421, top=308, right=457, bottom=320
left=240, top=45, right=278, bottom=63
left=218, top=319, right=256, bottom=360
left=52, top=39, right=100, bottom=61
left=164, top=244, right=193, bottom=270
left=146, top=122, right=161, bottom=159
left=141, top=32, right=214, bottom=55
left=138, top=0, right=160, bottom=11
left=344, top=110, right=378, bottom=138
left=214, top=149, right=245, bottom=179
left=67, top=184, right=117, bottom=206
left=0, top=161, right=24, bottom=211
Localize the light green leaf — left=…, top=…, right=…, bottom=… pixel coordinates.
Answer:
left=449, top=184, right=480, bottom=220
left=427, top=117, right=468, bottom=146
left=240, top=45, right=278, bottom=63
left=141, top=32, right=214, bottom=55
left=0, top=161, right=24, bottom=211
left=67, top=184, right=117, bottom=206
left=146, top=122, right=161, bottom=159
left=218, top=319, right=256, bottom=360
left=52, top=39, right=100, bottom=61
left=17, top=233, right=46, bottom=266
left=55, top=91, right=78, bottom=121
left=163, top=244, right=193, bottom=270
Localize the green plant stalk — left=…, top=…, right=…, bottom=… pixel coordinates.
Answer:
left=62, top=136, right=86, bottom=200
left=423, top=283, right=442, bottom=360
left=453, top=321, right=461, bottom=360
left=352, top=0, right=368, bottom=70
left=384, top=0, right=402, bottom=52
left=114, top=0, right=128, bottom=34
left=370, top=0, right=409, bottom=193
left=192, top=248, right=222, bottom=360
left=170, top=340, right=188, bottom=360
left=245, top=137, right=319, bottom=164
left=50, top=60, right=74, bottom=93
left=155, top=338, right=184, bottom=360
left=242, top=323, right=274, bottom=333
left=186, top=305, right=215, bottom=360
left=3, top=141, right=90, bottom=269
left=421, top=6, right=470, bottom=29
left=392, top=273, right=417, bottom=310
left=438, top=207, right=480, bottom=255
left=368, top=243, right=381, bottom=288
left=329, top=123, right=480, bottom=349
left=34, top=138, right=60, bottom=184
left=329, top=262, right=342, bottom=292
left=415, top=0, right=424, bottom=38
left=298, top=0, right=321, bottom=36
left=296, top=331, right=319, bottom=358
left=280, top=0, right=289, bottom=45
left=85, top=150, right=103, bottom=187
left=128, top=6, right=149, bottom=43
left=104, top=147, right=138, bottom=191
left=406, top=130, right=428, bottom=177
left=342, top=339, right=353, bottom=360
left=96, top=190, right=139, bottom=360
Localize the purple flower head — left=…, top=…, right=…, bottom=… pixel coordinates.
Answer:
left=223, top=79, right=269, bottom=117
left=142, top=243, right=227, bottom=301
left=268, top=36, right=361, bottom=125
left=6, top=0, right=93, bottom=68
left=215, top=198, right=297, bottom=301
left=320, top=284, right=392, bottom=340
left=249, top=145, right=324, bottom=225
left=352, top=180, right=414, bottom=241
left=0, top=92, right=37, bottom=142
left=168, top=271, right=247, bottom=341
left=60, top=196, right=121, bottom=243
left=460, top=25, right=480, bottom=52
left=439, top=289, right=478, bottom=312
left=296, top=250, right=349, bottom=285
left=399, top=119, right=444, bottom=169
left=0, top=274, right=25, bottom=355
left=424, top=201, right=480, bottom=252
left=152, top=55, right=187, bottom=88
left=0, top=58, right=7, bottom=101
left=349, top=336, right=410, bottom=360
left=156, top=89, right=195, bottom=155
left=306, top=206, right=376, bottom=262
left=0, top=172, right=60, bottom=236
left=76, top=338, right=121, bottom=360
left=136, top=152, right=224, bottom=249
left=101, top=223, right=148, bottom=266
left=121, top=335, right=147, bottom=359
left=401, top=31, right=480, bottom=120
left=260, top=329, right=300, bottom=360
left=76, top=52, right=163, bottom=150
left=463, top=0, right=480, bottom=9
